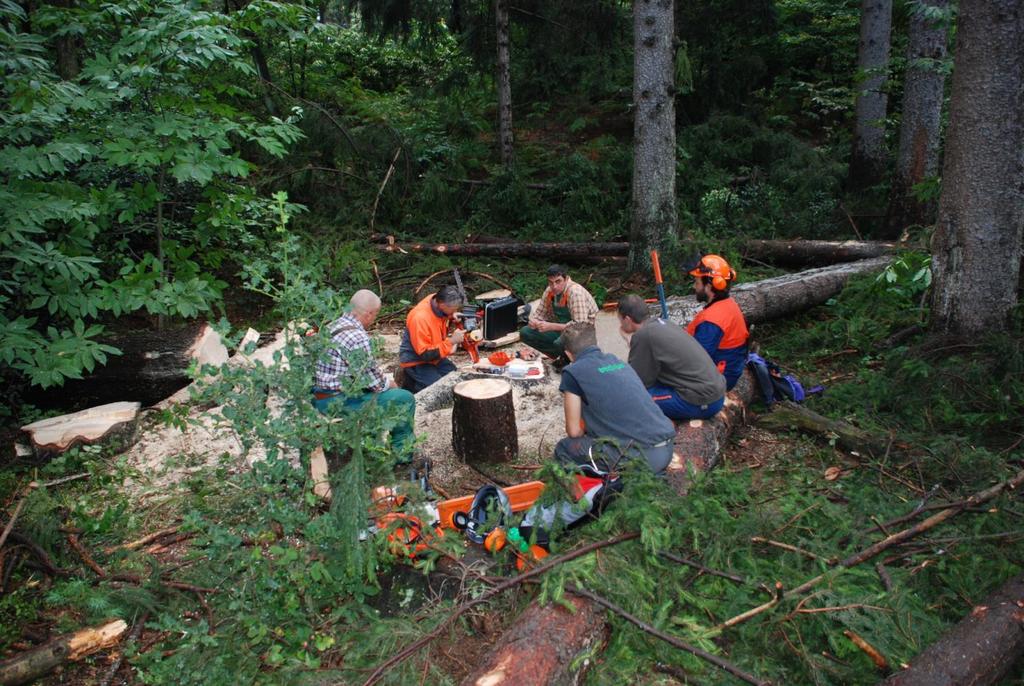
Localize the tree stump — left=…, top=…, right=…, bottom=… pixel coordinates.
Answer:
left=451, top=379, right=518, bottom=464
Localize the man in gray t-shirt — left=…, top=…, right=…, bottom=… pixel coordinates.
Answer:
left=554, top=322, right=676, bottom=474
left=617, top=295, right=726, bottom=420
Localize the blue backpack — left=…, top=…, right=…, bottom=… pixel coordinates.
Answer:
left=747, top=352, right=817, bottom=405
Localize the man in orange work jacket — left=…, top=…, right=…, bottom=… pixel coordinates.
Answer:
left=686, top=254, right=749, bottom=390
left=398, top=285, right=466, bottom=393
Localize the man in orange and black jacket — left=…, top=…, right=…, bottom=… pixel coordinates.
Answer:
left=686, top=254, right=749, bottom=390
left=398, top=285, right=465, bottom=393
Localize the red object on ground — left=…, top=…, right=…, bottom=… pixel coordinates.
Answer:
left=488, top=351, right=512, bottom=366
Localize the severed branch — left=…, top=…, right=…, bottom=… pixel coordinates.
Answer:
left=720, top=468, right=1024, bottom=629
left=359, top=532, right=640, bottom=686
left=97, top=611, right=149, bottom=686
left=751, top=537, right=835, bottom=565
left=843, top=629, right=889, bottom=672
left=567, top=583, right=771, bottom=686
left=659, top=550, right=750, bottom=586
left=716, top=582, right=784, bottom=631
left=412, top=269, right=515, bottom=299
left=104, top=526, right=181, bottom=554
left=66, top=534, right=107, bottom=577
left=0, top=482, right=38, bottom=551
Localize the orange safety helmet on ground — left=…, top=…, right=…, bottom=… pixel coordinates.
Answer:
left=689, top=254, right=736, bottom=291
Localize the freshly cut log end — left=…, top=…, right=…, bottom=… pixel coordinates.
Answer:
left=0, top=619, right=127, bottom=686
left=460, top=594, right=605, bottom=686
left=665, top=371, right=757, bottom=496
left=20, top=401, right=141, bottom=459
left=452, top=379, right=518, bottom=464
left=879, top=572, right=1024, bottom=686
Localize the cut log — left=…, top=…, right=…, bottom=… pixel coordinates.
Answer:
left=23, top=322, right=228, bottom=410
left=878, top=572, right=1024, bottom=686
left=459, top=593, right=605, bottom=686
left=378, top=239, right=897, bottom=267
left=743, top=239, right=897, bottom=267
left=20, top=402, right=141, bottom=459
left=0, top=619, right=128, bottom=686
left=757, top=402, right=891, bottom=458
left=380, top=241, right=628, bottom=258
left=665, top=370, right=758, bottom=495
left=451, top=379, right=518, bottom=464
left=665, top=257, right=892, bottom=326
left=475, top=288, right=513, bottom=301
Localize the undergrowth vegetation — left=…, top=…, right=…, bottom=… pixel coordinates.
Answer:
left=3, top=236, right=1022, bottom=685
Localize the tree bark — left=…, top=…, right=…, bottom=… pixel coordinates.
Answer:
left=0, top=620, right=127, bottom=686
left=928, top=0, right=1024, bottom=337
left=24, top=323, right=228, bottom=410
left=379, top=239, right=896, bottom=266
left=743, top=239, right=897, bottom=266
left=665, top=256, right=892, bottom=327
left=757, top=401, right=891, bottom=458
left=460, top=593, right=605, bottom=686
left=494, top=0, right=514, bottom=167
left=452, top=379, right=518, bottom=464
left=379, top=241, right=629, bottom=258
left=885, top=0, right=949, bottom=235
left=49, top=0, right=80, bottom=80
left=629, top=0, right=676, bottom=272
left=849, top=0, right=893, bottom=190
left=665, top=368, right=757, bottom=494
left=878, top=572, right=1024, bottom=686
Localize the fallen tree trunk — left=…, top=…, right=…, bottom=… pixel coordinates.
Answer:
left=665, top=369, right=757, bottom=495
left=743, top=239, right=897, bottom=267
left=878, top=572, right=1024, bottom=686
left=665, top=256, right=892, bottom=327
left=23, top=323, right=228, bottom=410
left=756, top=401, right=892, bottom=458
left=468, top=370, right=759, bottom=683
left=459, top=594, right=606, bottom=686
left=0, top=619, right=127, bottom=686
left=380, top=241, right=628, bottom=258
left=377, top=239, right=897, bottom=267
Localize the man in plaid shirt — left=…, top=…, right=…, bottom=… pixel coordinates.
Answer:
left=519, top=264, right=599, bottom=368
left=312, top=289, right=416, bottom=460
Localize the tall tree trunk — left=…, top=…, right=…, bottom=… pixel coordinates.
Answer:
left=885, top=0, right=949, bottom=235
left=250, top=41, right=277, bottom=116
left=929, top=0, right=1024, bottom=337
left=849, top=0, right=893, bottom=191
left=494, top=0, right=514, bottom=168
left=50, top=0, right=80, bottom=80
left=629, top=0, right=676, bottom=272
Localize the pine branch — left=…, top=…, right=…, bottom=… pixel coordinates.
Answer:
left=357, top=531, right=641, bottom=686
left=567, top=583, right=771, bottom=686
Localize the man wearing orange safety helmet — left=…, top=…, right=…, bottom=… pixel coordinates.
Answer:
left=686, top=254, right=749, bottom=390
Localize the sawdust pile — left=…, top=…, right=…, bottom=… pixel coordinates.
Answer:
left=414, top=370, right=567, bottom=487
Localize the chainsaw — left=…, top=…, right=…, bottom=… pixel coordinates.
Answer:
left=452, top=268, right=483, bottom=364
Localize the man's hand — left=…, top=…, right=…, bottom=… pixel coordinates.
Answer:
left=531, top=319, right=553, bottom=333
left=449, top=329, right=465, bottom=345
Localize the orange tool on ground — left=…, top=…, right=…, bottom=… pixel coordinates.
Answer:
left=436, top=480, right=546, bottom=531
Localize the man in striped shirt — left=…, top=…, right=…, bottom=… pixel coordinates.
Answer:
left=312, top=289, right=416, bottom=460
